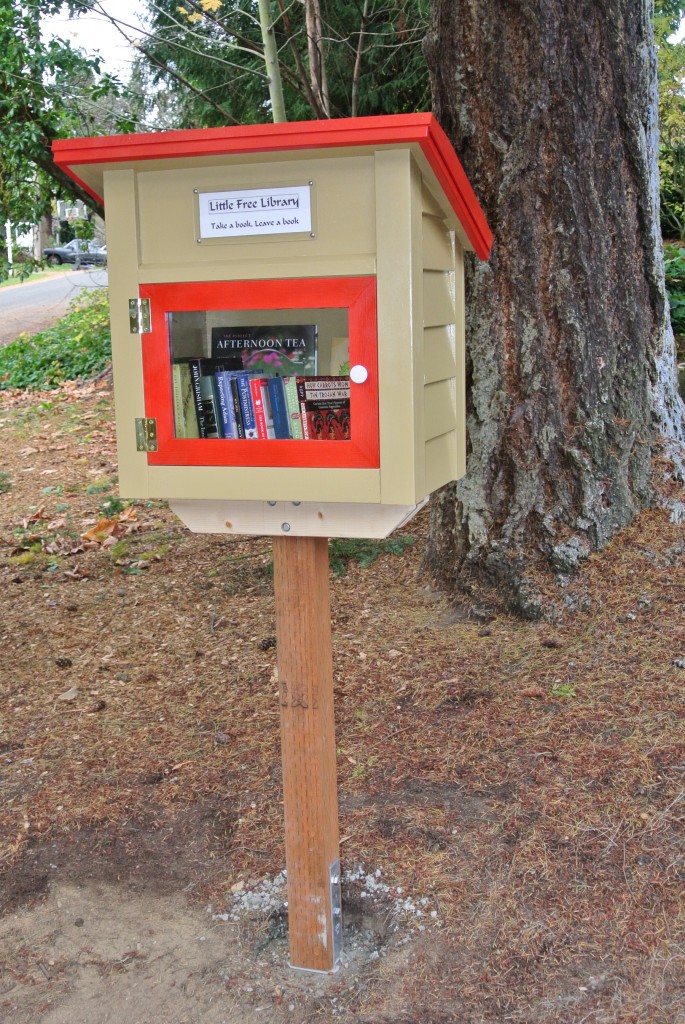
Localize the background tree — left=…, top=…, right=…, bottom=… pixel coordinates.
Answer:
left=424, top=0, right=685, bottom=616
left=92, top=0, right=431, bottom=127
left=654, top=1, right=685, bottom=237
left=0, top=0, right=134, bottom=255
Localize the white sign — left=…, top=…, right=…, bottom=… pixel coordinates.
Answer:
left=197, top=185, right=312, bottom=240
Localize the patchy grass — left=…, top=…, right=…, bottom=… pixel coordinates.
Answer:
left=0, top=380, right=683, bottom=1023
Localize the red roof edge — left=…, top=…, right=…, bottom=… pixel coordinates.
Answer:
left=53, top=114, right=492, bottom=259
left=422, top=120, right=493, bottom=261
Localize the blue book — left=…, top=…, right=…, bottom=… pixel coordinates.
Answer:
left=215, top=371, right=238, bottom=439
left=267, top=377, right=291, bottom=438
left=236, top=373, right=258, bottom=438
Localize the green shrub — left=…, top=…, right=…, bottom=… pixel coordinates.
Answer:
left=0, top=289, right=111, bottom=390
left=328, top=536, right=415, bottom=575
left=663, top=243, right=685, bottom=342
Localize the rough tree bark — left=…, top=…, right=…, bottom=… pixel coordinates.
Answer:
left=424, top=0, right=685, bottom=617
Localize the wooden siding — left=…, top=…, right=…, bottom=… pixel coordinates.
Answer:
left=421, top=189, right=461, bottom=490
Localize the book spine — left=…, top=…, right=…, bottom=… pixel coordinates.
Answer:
left=296, top=377, right=310, bottom=440
left=172, top=363, right=186, bottom=438
left=215, top=372, right=236, bottom=439
left=268, top=377, right=291, bottom=439
left=229, top=376, right=245, bottom=439
left=250, top=377, right=268, bottom=439
left=199, top=374, right=221, bottom=438
left=178, top=362, right=200, bottom=438
left=189, top=359, right=207, bottom=438
left=237, top=374, right=258, bottom=438
left=283, top=376, right=303, bottom=440
left=259, top=379, right=276, bottom=439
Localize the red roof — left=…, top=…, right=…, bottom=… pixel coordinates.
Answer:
left=53, top=113, right=492, bottom=260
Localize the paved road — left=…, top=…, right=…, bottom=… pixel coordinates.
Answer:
left=0, top=269, right=108, bottom=346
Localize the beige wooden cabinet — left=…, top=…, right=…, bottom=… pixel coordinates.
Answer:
left=55, top=114, right=491, bottom=537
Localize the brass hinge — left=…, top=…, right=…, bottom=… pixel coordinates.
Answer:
left=129, top=297, right=151, bottom=334
left=135, top=418, right=158, bottom=452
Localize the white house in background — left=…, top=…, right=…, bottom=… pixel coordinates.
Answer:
left=5, top=199, right=105, bottom=267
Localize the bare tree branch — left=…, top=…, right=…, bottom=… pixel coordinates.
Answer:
left=351, top=0, right=370, bottom=118
left=274, top=0, right=327, bottom=118
left=304, top=0, right=329, bottom=117
left=136, top=43, right=241, bottom=124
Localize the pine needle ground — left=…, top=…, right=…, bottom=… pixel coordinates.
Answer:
left=0, top=382, right=683, bottom=1023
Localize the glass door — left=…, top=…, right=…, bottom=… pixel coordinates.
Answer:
left=140, top=277, right=379, bottom=470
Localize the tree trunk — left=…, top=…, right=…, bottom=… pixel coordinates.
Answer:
left=33, top=214, right=52, bottom=260
left=424, top=0, right=685, bottom=617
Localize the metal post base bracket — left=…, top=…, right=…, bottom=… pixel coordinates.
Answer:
left=288, top=859, right=343, bottom=974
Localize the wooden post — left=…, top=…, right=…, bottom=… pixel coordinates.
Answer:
left=272, top=535, right=342, bottom=972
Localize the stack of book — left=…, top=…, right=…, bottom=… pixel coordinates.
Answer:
left=171, top=359, right=351, bottom=441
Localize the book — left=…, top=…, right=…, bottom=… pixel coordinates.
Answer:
left=259, top=379, right=276, bottom=438
left=215, top=371, right=238, bottom=439
left=211, top=324, right=317, bottom=377
left=229, top=377, right=246, bottom=438
left=250, top=376, right=269, bottom=439
left=267, top=376, right=291, bottom=439
left=296, top=376, right=351, bottom=441
left=188, top=359, right=208, bottom=437
left=283, top=376, right=304, bottom=439
left=236, top=373, right=258, bottom=438
left=199, top=373, right=221, bottom=438
left=171, top=362, right=200, bottom=439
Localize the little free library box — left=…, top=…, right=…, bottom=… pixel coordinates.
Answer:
left=54, top=115, right=492, bottom=974
left=54, top=114, right=492, bottom=538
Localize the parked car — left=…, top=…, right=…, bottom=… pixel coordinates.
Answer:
left=43, top=239, right=107, bottom=266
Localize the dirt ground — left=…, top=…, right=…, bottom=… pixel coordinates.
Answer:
left=0, top=378, right=684, bottom=1024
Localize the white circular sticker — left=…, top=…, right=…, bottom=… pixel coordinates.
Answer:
left=349, top=364, right=368, bottom=384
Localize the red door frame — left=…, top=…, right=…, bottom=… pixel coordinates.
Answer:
left=140, top=276, right=379, bottom=469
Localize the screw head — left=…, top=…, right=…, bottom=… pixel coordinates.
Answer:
left=281, top=523, right=291, bottom=532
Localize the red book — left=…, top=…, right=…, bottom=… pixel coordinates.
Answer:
left=296, top=376, right=351, bottom=441
left=249, top=377, right=268, bottom=439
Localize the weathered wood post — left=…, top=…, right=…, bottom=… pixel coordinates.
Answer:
left=273, top=535, right=341, bottom=971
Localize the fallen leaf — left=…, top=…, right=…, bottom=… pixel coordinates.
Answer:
left=81, top=517, right=119, bottom=544
left=57, top=686, right=79, bottom=702
left=19, top=507, right=46, bottom=527
left=63, top=565, right=89, bottom=580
